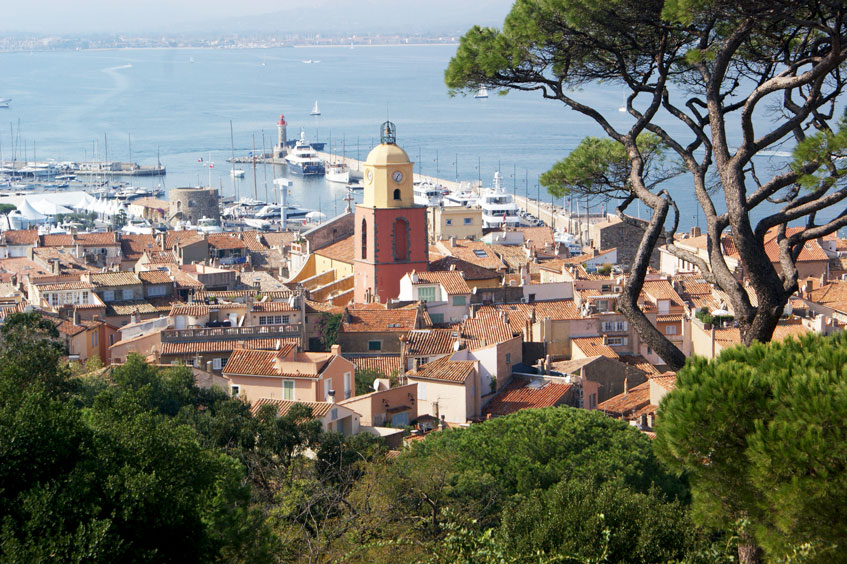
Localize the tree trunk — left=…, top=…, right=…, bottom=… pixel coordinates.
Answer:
left=737, top=534, right=762, bottom=564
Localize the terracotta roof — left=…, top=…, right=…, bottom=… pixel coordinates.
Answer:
left=88, top=272, right=142, bottom=287
left=516, top=226, right=556, bottom=249
left=571, top=337, right=620, bottom=359
left=619, top=355, right=663, bottom=376
left=164, top=230, right=201, bottom=248
left=170, top=304, right=210, bottom=316
left=238, top=231, right=270, bottom=252
left=404, top=329, right=458, bottom=356
left=656, top=314, right=683, bottom=322
left=3, top=230, right=40, bottom=245
left=406, top=354, right=475, bottom=383
left=161, top=339, right=291, bottom=356
left=641, top=279, right=685, bottom=307
left=475, top=299, right=580, bottom=335
left=428, top=256, right=501, bottom=281
left=34, top=280, right=93, bottom=291
left=343, top=354, right=403, bottom=377
left=138, top=270, right=173, bottom=285
left=40, top=234, right=74, bottom=247
left=438, top=239, right=506, bottom=270
left=262, top=231, right=296, bottom=249
left=314, top=235, right=354, bottom=263
left=0, top=257, right=50, bottom=277
left=483, top=377, right=573, bottom=417
left=723, top=227, right=830, bottom=263
left=208, top=233, right=248, bottom=250
left=121, top=234, right=160, bottom=260
left=105, top=300, right=158, bottom=316
left=252, top=301, right=296, bottom=313
left=461, top=317, right=517, bottom=349
left=808, top=281, right=847, bottom=313
left=597, top=381, right=651, bottom=417
left=168, top=269, right=204, bottom=289
left=74, top=232, right=119, bottom=246
left=412, top=270, right=471, bottom=295
left=143, top=250, right=176, bottom=263
left=306, top=300, right=345, bottom=315
left=250, top=398, right=334, bottom=418
left=225, top=348, right=332, bottom=379
left=342, top=306, right=418, bottom=333
left=651, top=372, right=677, bottom=391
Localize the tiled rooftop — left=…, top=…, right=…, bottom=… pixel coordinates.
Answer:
left=88, top=272, right=142, bottom=287
left=342, top=306, right=418, bottom=333
left=596, top=381, right=651, bottom=416
left=250, top=398, right=334, bottom=418
left=404, top=329, right=458, bottom=356
left=571, top=336, right=620, bottom=359
left=483, top=376, right=573, bottom=417
left=412, top=270, right=471, bottom=295
left=406, top=354, right=475, bottom=383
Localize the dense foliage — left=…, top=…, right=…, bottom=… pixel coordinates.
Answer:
left=656, top=331, right=847, bottom=563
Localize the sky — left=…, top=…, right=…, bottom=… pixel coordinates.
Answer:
left=1, top=0, right=515, bottom=35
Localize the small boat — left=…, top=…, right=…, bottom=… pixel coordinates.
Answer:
left=325, top=162, right=350, bottom=184
left=197, top=216, right=224, bottom=233
left=244, top=217, right=271, bottom=230
left=302, top=59, right=312, bottom=64
left=310, top=101, right=321, bottom=116
left=230, top=168, right=246, bottom=178
left=0, top=98, right=10, bottom=108
left=474, top=87, right=489, bottom=99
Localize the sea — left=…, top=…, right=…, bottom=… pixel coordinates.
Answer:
left=0, top=45, right=816, bottom=231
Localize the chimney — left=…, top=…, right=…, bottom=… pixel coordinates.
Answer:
left=623, top=376, right=628, bottom=395
left=449, top=236, right=456, bottom=248
left=72, top=308, right=79, bottom=325
left=330, top=344, right=341, bottom=356
left=328, top=389, right=336, bottom=403
left=130, top=308, right=139, bottom=325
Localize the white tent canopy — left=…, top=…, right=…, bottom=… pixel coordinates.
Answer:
left=29, top=199, right=73, bottom=216
left=15, top=199, right=47, bottom=221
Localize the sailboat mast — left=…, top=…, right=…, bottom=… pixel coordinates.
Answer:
left=261, top=130, right=268, bottom=203
left=230, top=120, right=239, bottom=202
left=252, top=134, right=258, bottom=200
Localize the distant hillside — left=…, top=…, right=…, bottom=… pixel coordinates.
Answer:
left=169, top=0, right=513, bottom=35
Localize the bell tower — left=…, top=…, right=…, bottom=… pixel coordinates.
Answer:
left=354, top=121, right=429, bottom=303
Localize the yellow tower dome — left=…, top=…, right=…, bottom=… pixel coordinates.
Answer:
left=362, top=121, right=415, bottom=208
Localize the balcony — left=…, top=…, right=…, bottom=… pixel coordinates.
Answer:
left=162, top=323, right=302, bottom=342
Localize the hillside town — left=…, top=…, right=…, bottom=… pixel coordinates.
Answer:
left=1, top=124, right=844, bottom=449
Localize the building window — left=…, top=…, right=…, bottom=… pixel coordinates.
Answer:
left=103, top=290, right=114, bottom=302
left=212, top=358, right=222, bottom=370
left=361, top=218, right=367, bottom=259
left=464, top=217, right=472, bottom=225
left=393, top=188, right=401, bottom=200
left=283, top=380, right=295, bottom=400
left=344, top=372, right=351, bottom=399
left=368, top=340, right=382, bottom=351
left=589, top=393, right=596, bottom=410
left=418, top=382, right=427, bottom=401
left=148, top=285, right=166, bottom=297
left=91, top=332, right=98, bottom=347
left=259, top=316, right=266, bottom=325
left=324, top=379, right=331, bottom=402
left=605, top=337, right=628, bottom=346
left=446, top=219, right=453, bottom=225
left=665, top=325, right=678, bottom=335
left=452, top=295, right=466, bottom=306
left=281, top=315, right=289, bottom=324
left=393, top=217, right=409, bottom=261
left=601, top=321, right=628, bottom=332
left=505, top=353, right=511, bottom=365
left=122, top=289, right=133, bottom=300
left=430, top=313, right=444, bottom=324
left=392, top=411, right=409, bottom=427
left=331, top=408, right=338, bottom=420
left=418, top=286, right=437, bottom=303
left=230, top=385, right=240, bottom=397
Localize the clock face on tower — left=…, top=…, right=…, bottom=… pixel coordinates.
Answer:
left=366, top=169, right=373, bottom=183
left=392, top=170, right=404, bottom=183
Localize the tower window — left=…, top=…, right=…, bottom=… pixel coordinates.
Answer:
left=394, top=217, right=409, bottom=261
left=393, top=188, right=401, bottom=200
left=361, top=218, right=367, bottom=259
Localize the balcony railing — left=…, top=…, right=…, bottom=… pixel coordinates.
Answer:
left=162, top=323, right=302, bottom=342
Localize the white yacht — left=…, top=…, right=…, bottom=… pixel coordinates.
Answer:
left=325, top=162, right=350, bottom=184
left=413, top=180, right=444, bottom=207
left=479, top=172, right=521, bottom=229
left=197, top=216, right=224, bottom=233
left=284, top=131, right=325, bottom=176
left=443, top=185, right=478, bottom=207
